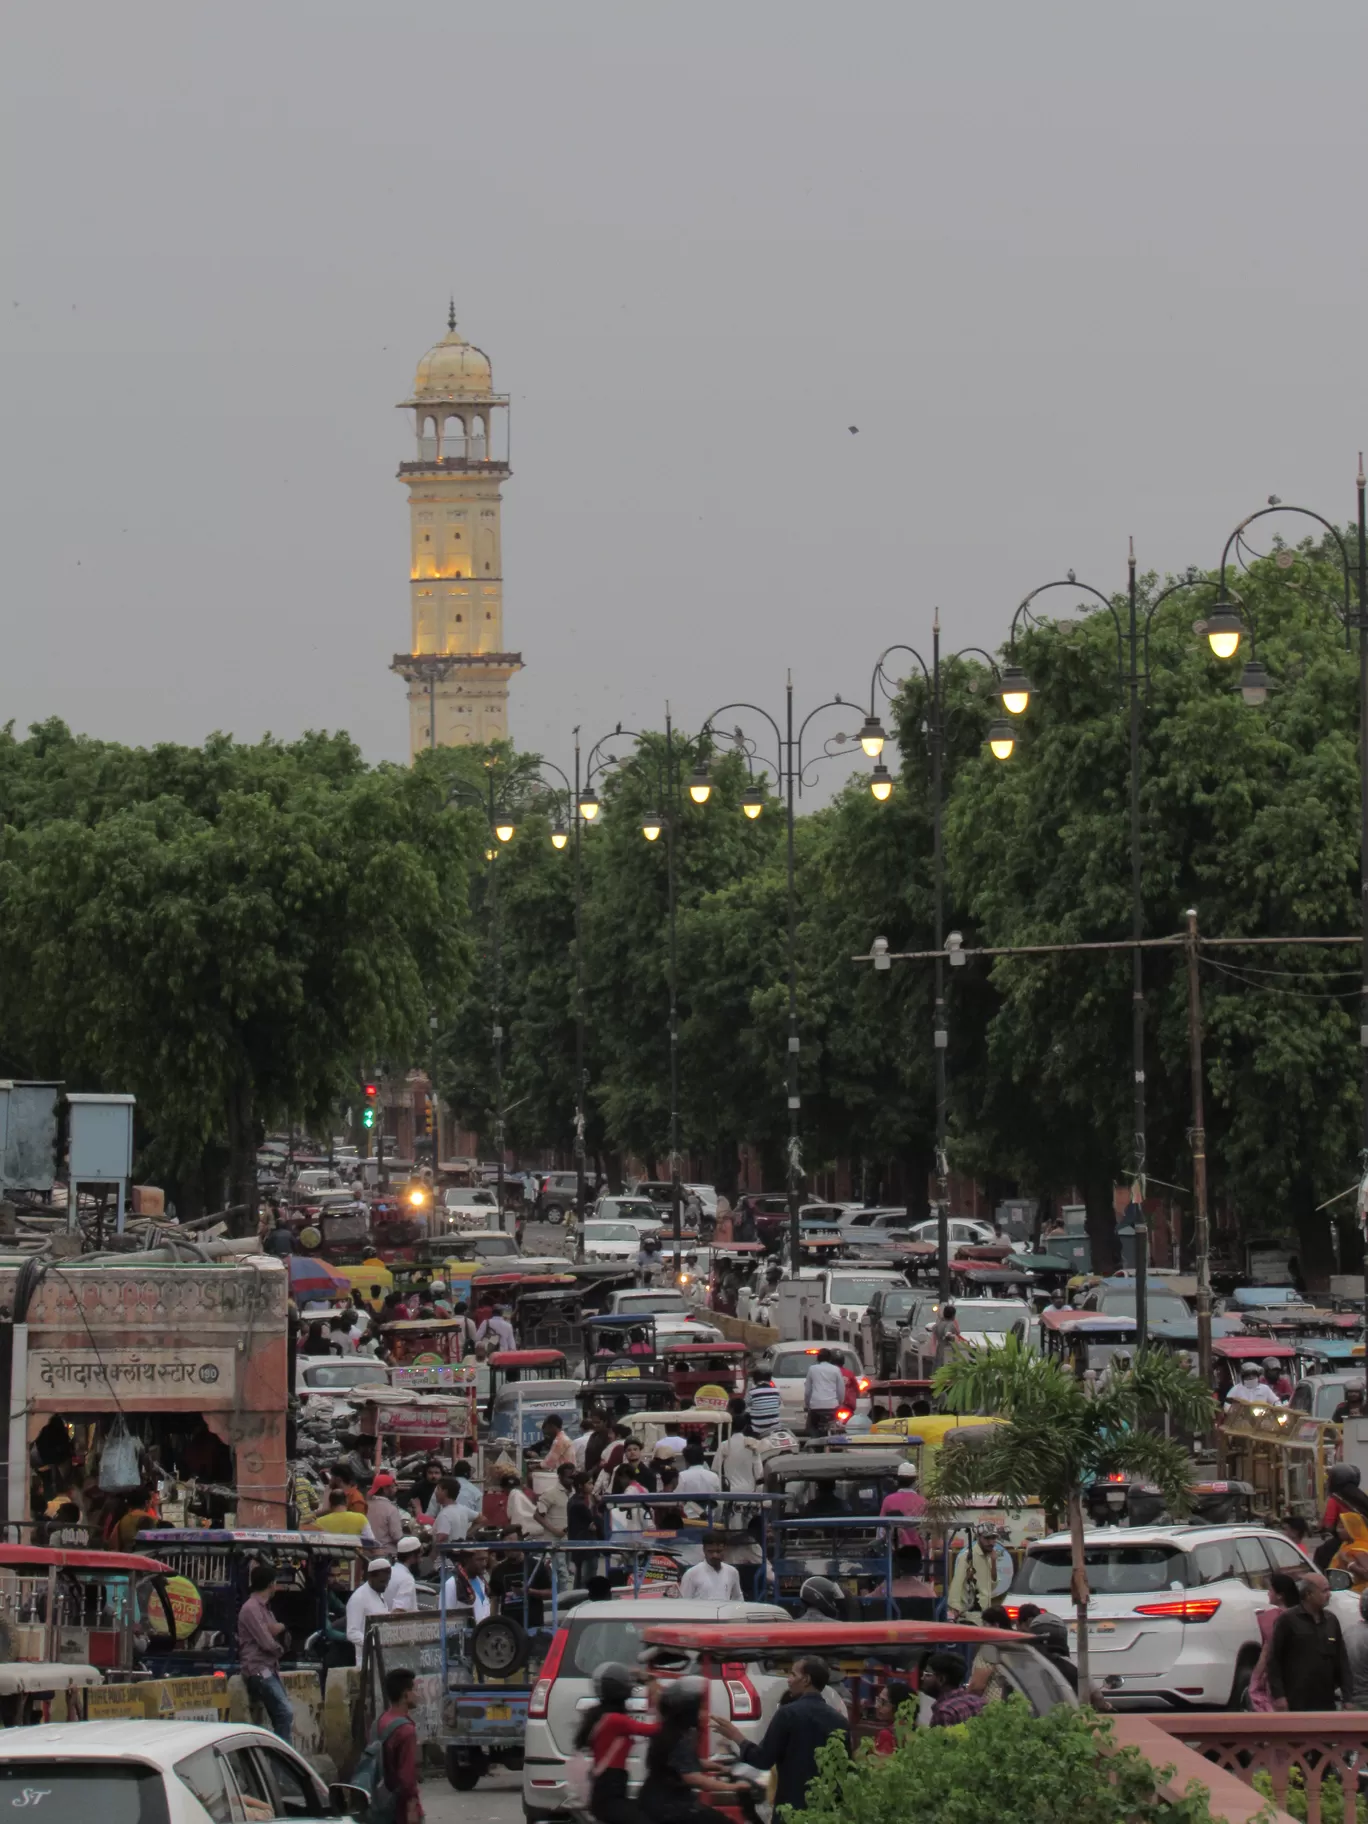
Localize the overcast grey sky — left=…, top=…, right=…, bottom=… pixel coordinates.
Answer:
left=3, top=2, right=1366, bottom=776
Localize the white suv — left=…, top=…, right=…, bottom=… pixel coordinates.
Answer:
left=1007, top=1523, right=1354, bottom=1709
left=522, top=1597, right=789, bottom=1823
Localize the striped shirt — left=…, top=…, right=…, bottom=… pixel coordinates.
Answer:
left=745, top=1381, right=782, bottom=1435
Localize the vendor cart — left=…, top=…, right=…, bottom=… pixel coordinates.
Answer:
left=0, top=1544, right=173, bottom=1714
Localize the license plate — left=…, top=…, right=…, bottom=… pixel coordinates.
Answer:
left=1067, top=1620, right=1116, bottom=1635
left=484, top=1704, right=512, bottom=1721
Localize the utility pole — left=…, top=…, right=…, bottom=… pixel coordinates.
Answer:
left=1184, top=906, right=1213, bottom=1384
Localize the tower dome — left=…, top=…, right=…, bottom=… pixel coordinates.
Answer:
left=412, top=305, right=492, bottom=399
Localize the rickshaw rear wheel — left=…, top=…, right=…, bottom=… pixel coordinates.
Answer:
left=447, top=1748, right=486, bottom=1791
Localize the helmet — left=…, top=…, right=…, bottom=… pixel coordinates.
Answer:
left=1028, top=1613, right=1070, bottom=1656
left=1330, top=1462, right=1363, bottom=1492
left=1263, top=1357, right=1281, bottom=1374
left=656, top=1676, right=706, bottom=1723
left=798, top=1575, right=847, bottom=1620
left=594, top=1663, right=636, bottom=1707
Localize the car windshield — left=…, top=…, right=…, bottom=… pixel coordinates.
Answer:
left=474, top=1237, right=517, bottom=1257
left=566, top=1615, right=674, bottom=1677
left=958, top=1306, right=1028, bottom=1333
left=1013, top=1544, right=1188, bottom=1595
left=303, top=1362, right=389, bottom=1389
left=876, top=1290, right=916, bottom=1318
left=771, top=1347, right=859, bottom=1378
left=1096, top=1291, right=1190, bottom=1323
left=618, top=1293, right=686, bottom=1314
left=0, top=1765, right=168, bottom=1824
left=603, top=1200, right=656, bottom=1219
left=587, top=1225, right=638, bottom=1242
left=829, top=1277, right=899, bottom=1306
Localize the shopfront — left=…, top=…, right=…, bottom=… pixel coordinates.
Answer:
left=1, top=1256, right=289, bottom=1536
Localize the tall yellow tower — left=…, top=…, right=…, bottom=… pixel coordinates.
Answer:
left=391, top=306, right=523, bottom=755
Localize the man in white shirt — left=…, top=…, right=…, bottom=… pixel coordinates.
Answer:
left=803, top=1351, right=846, bottom=1435
left=679, top=1533, right=742, bottom=1601
left=477, top=1307, right=516, bottom=1352
left=1225, top=1363, right=1276, bottom=1407
left=432, top=1477, right=471, bottom=1545
left=451, top=1462, right=484, bottom=1520
left=345, top=1560, right=392, bottom=1664
left=675, top=1442, right=722, bottom=1519
left=385, top=1537, right=421, bottom=1612
left=713, top=1418, right=764, bottom=1493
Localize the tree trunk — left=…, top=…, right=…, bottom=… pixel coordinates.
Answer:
left=1084, top=1173, right=1117, bottom=1277
left=1068, top=1486, right=1091, bottom=1701
left=225, top=1076, right=258, bottom=1240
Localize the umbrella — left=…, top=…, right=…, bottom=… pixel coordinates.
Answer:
left=288, top=1255, right=351, bottom=1304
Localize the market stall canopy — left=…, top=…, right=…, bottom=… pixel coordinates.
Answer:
left=288, top=1256, right=352, bottom=1302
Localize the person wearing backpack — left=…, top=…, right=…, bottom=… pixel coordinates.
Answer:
left=359, top=1667, right=422, bottom=1824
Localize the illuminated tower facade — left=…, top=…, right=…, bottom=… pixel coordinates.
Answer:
left=391, top=306, right=523, bottom=755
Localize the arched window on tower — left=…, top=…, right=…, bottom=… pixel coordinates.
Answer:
left=469, top=415, right=487, bottom=462
left=418, top=415, right=438, bottom=463
left=440, top=415, right=466, bottom=463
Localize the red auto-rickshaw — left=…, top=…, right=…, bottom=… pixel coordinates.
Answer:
left=659, top=1341, right=748, bottom=1404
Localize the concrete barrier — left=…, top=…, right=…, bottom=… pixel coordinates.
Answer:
left=85, top=1668, right=359, bottom=1780
left=701, top=1309, right=779, bottom=1350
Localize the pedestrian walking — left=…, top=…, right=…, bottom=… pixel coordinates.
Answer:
left=744, top=1368, right=782, bottom=1437
left=1267, top=1572, right=1352, bottom=1710
left=372, top=1668, right=423, bottom=1824
left=802, top=1350, right=845, bottom=1436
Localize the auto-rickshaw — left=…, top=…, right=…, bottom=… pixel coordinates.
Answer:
left=486, top=1348, right=570, bottom=1407
left=576, top=1378, right=677, bottom=1424
left=515, top=1285, right=586, bottom=1357
left=381, top=1316, right=470, bottom=1365
left=582, top=1311, right=661, bottom=1362
left=867, top=1378, right=935, bottom=1420
left=949, top=1262, right=1037, bottom=1300
left=1211, top=1336, right=1297, bottom=1402
left=869, top=1412, right=1000, bottom=1466
left=1038, top=1306, right=1138, bottom=1379
left=134, top=1529, right=366, bottom=1675
left=0, top=1544, right=175, bottom=1715
left=638, top=1619, right=1076, bottom=1749
left=358, top=1385, right=478, bottom=1464
left=658, top=1340, right=748, bottom=1404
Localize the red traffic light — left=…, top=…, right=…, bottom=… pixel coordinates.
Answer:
left=364, top=1083, right=377, bottom=1100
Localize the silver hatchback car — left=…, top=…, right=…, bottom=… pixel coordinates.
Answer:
left=522, top=1597, right=789, bottom=1823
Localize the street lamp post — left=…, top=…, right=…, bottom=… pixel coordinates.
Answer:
left=583, top=716, right=686, bottom=1270
left=694, top=676, right=864, bottom=1268
left=863, top=615, right=1012, bottom=1301
left=449, top=763, right=517, bottom=1229
left=1001, top=551, right=1224, bottom=1365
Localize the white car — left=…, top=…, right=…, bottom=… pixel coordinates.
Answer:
left=901, top=1296, right=1034, bottom=1376
left=759, top=1340, right=869, bottom=1424
left=440, top=1185, right=502, bottom=1229
left=523, top=1597, right=789, bottom=1822
left=1008, top=1523, right=1357, bottom=1709
left=901, top=1216, right=999, bottom=1250
left=0, top=1719, right=336, bottom=1824
left=582, top=1220, right=654, bottom=1263
left=294, top=1355, right=390, bottom=1397
left=592, top=1195, right=666, bottom=1234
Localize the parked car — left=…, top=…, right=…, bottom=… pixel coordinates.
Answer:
left=440, top=1184, right=502, bottom=1230
left=1007, top=1523, right=1357, bottom=1709
left=523, top=1598, right=789, bottom=1824
left=0, top=1719, right=338, bottom=1824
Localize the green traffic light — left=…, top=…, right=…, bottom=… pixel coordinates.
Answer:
left=362, top=1110, right=375, bottom=1129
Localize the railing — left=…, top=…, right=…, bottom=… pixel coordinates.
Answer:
left=413, top=438, right=490, bottom=464
left=1113, top=1712, right=1368, bottom=1824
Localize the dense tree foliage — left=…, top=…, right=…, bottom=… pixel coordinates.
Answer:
left=0, top=722, right=475, bottom=1220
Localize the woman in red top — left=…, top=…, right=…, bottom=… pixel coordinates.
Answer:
left=576, top=1664, right=656, bottom=1824
left=872, top=1678, right=914, bottom=1754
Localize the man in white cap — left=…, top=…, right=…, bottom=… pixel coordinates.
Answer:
left=878, top=1460, right=927, bottom=1569
left=386, top=1537, right=422, bottom=1613
left=346, top=1559, right=392, bottom=1664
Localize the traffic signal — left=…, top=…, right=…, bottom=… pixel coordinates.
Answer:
left=362, top=1082, right=378, bottom=1131
left=424, top=1096, right=434, bottom=1138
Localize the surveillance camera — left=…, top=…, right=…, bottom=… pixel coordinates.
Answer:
left=872, top=936, right=891, bottom=972
left=946, top=930, right=966, bottom=967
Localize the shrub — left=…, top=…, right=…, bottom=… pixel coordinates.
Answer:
left=794, top=1698, right=1231, bottom=1824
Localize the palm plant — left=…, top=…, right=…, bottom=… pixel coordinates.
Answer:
left=931, top=1335, right=1216, bottom=1697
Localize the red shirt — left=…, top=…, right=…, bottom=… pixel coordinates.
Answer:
left=377, top=1709, right=422, bottom=1822
left=590, top=1711, right=656, bottom=1771
left=840, top=1367, right=861, bottom=1411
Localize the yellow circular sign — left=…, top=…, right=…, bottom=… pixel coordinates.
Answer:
left=692, top=1384, right=730, bottom=1411
left=147, top=1575, right=203, bottom=1639
left=299, top=1226, right=322, bottom=1250
left=413, top=1352, right=444, bottom=1366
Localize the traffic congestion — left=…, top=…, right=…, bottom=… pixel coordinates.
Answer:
left=1, top=1149, right=1366, bottom=1824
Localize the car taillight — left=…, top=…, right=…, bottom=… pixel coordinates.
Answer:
left=858, top=1377, right=870, bottom=1393
left=1132, top=1598, right=1222, bottom=1621
left=528, top=1626, right=569, bottom=1717
left=835, top=1407, right=853, bottom=1423
left=1004, top=1605, right=1021, bottom=1622
left=722, top=1661, right=760, bottom=1720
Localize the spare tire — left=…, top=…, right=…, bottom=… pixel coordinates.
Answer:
left=470, top=1613, right=530, bottom=1678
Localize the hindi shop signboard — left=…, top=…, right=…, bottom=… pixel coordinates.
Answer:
left=374, top=1402, right=471, bottom=1439
left=29, top=1346, right=238, bottom=1408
